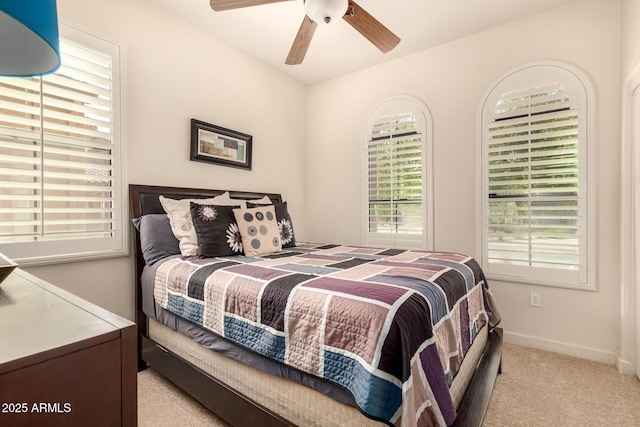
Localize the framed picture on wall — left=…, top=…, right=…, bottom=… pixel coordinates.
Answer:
left=190, top=119, right=252, bottom=170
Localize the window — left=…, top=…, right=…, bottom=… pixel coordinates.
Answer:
left=363, top=96, right=433, bottom=250
left=480, top=62, right=594, bottom=289
left=0, top=23, right=125, bottom=266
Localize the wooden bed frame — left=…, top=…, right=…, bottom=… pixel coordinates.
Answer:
left=130, top=183, right=503, bottom=427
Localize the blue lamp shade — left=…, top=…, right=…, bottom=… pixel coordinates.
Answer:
left=0, top=0, right=61, bottom=77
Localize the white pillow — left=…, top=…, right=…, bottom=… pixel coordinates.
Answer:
left=159, top=192, right=239, bottom=256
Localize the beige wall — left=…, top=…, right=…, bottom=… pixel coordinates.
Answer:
left=24, top=0, right=309, bottom=320
left=307, top=0, right=622, bottom=363
left=622, top=0, right=640, bottom=76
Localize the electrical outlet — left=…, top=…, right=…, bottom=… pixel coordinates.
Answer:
left=530, top=292, right=541, bottom=307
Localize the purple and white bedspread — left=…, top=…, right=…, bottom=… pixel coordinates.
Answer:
left=153, top=243, right=500, bottom=426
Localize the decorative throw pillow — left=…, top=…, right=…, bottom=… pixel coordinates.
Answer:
left=190, top=202, right=243, bottom=257
left=233, top=205, right=282, bottom=257
left=247, top=201, right=296, bottom=248
left=132, top=214, right=181, bottom=265
left=160, top=193, right=238, bottom=256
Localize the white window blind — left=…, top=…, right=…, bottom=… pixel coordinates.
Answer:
left=366, top=111, right=425, bottom=249
left=0, top=25, right=125, bottom=265
left=481, top=64, right=593, bottom=289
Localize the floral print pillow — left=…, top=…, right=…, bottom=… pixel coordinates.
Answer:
left=160, top=193, right=238, bottom=256
left=189, top=202, right=243, bottom=257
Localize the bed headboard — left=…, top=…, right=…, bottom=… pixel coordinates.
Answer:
left=129, top=184, right=284, bottom=344
left=130, top=184, right=283, bottom=218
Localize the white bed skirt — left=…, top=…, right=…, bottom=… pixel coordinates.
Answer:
left=148, top=318, right=488, bottom=426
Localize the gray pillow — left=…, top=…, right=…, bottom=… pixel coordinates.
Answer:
left=132, top=214, right=181, bottom=265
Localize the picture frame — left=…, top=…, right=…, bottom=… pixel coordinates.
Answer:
left=190, top=119, right=252, bottom=170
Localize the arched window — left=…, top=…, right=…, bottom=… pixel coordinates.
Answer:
left=363, top=96, right=433, bottom=250
left=480, top=62, right=595, bottom=290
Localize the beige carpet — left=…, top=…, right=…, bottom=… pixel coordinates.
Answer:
left=483, top=343, right=640, bottom=426
left=138, top=342, right=640, bottom=426
left=137, top=368, right=229, bottom=427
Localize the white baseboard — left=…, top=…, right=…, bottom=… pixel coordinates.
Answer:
left=616, top=357, right=637, bottom=376
left=503, top=330, right=618, bottom=366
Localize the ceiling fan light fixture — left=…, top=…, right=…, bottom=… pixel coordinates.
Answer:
left=304, top=0, right=348, bottom=24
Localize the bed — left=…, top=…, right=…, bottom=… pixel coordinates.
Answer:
left=130, top=184, right=502, bottom=427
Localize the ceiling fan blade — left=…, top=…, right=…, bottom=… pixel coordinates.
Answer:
left=342, top=0, right=400, bottom=53
left=285, top=16, right=318, bottom=65
left=210, top=0, right=289, bottom=12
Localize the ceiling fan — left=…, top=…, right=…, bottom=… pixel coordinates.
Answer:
left=209, top=0, right=401, bottom=65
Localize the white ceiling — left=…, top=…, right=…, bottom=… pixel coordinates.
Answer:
left=145, top=0, right=578, bottom=85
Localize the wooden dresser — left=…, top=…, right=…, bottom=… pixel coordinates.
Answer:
left=0, top=268, right=137, bottom=426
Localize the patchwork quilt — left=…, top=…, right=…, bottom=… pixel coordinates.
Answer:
left=153, top=243, right=500, bottom=427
